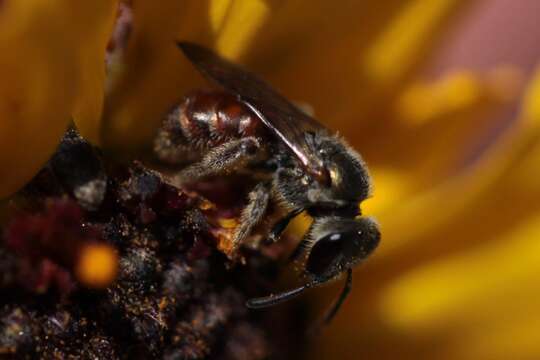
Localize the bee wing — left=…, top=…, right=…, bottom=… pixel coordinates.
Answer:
left=178, top=42, right=329, bottom=183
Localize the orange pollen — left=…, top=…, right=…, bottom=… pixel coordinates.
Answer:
left=218, top=217, right=238, bottom=229
left=75, top=243, right=119, bottom=288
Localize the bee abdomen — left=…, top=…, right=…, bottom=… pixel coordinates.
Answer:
left=173, top=90, right=263, bottom=148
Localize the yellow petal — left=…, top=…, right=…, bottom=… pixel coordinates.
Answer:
left=308, top=65, right=540, bottom=360
left=377, top=113, right=532, bottom=257
left=522, top=64, right=540, bottom=123
left=211, top=0, right=269, bottom=59
left=397, top=71, right=483, bottom=125
left=103, top=1, right=468, bottom=150
left=102, top=0, right=218, bottom=149
left=362, top=0, right=462, bottom=84
left=362, top=168, right=410, bottom=215
left=72, top=2, right=118, bottom=144
left=396, top=67, right=522, bottom=126
left=361, top=73, right=519, bottom=220
left=0, top=0, right=118, bottom=198
left=257, top=1, right=467, bottom=135
left=450, top=310, right=540, bottom=360
left=380, top=211, right=540, bottom=335
left=506, top=64, right=540, bottom=191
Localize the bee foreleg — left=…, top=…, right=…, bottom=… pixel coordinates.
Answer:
left=171, top=137, right=261, bottom=185
left=231, top=182, right=271, bottom=254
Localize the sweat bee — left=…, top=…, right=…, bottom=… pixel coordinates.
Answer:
left=154, top=42, right=380, bottom=323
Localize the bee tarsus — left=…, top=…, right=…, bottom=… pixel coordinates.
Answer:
left=232, top=182, right=271, bottom=253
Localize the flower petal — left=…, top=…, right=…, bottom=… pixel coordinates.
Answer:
left=380, top=212, right=540, bottom=358
left=250, top=0, right=468, bottom=134
left=72, top=2, right=118, bottom=144
left=102, top=1, right=227, bottom=149
left=211, top=0, right=269, bottom=58
left=0, top=0, right=118, bottom=198
left=308, top=63, right=540, bottom=360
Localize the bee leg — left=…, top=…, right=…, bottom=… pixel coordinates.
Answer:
left=171, top=137, right=261, bottom=185
left=231, top=182, right=271, bottom=255
left=265, top=208, right=303, bottom=245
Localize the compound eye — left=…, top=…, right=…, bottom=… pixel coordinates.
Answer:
left=305, top=233, right=344, bottom=277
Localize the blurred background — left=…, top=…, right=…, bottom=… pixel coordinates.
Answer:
left=1, top=1, right=540, bottom=359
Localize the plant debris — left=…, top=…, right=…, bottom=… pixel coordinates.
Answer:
left=0, top=128, right=305, bottom=359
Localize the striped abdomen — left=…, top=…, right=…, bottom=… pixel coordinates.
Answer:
left=169, top=90, right=265, bottom=149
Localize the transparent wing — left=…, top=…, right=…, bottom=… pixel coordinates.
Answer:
left=178, top=42, right=329, bottom=183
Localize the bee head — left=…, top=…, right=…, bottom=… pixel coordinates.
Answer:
left=305, top=216, right=380, bottom=281
left=245, top=216, right=379, bottom=310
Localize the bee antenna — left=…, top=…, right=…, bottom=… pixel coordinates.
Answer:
left=307, top=268, right=353, bottom=337
left=321, top=268, right=353, bottom=325
left=246, top=282, right=315, bottom=309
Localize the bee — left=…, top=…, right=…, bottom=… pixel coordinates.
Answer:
left=154, top=42, right=380, bottom=324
